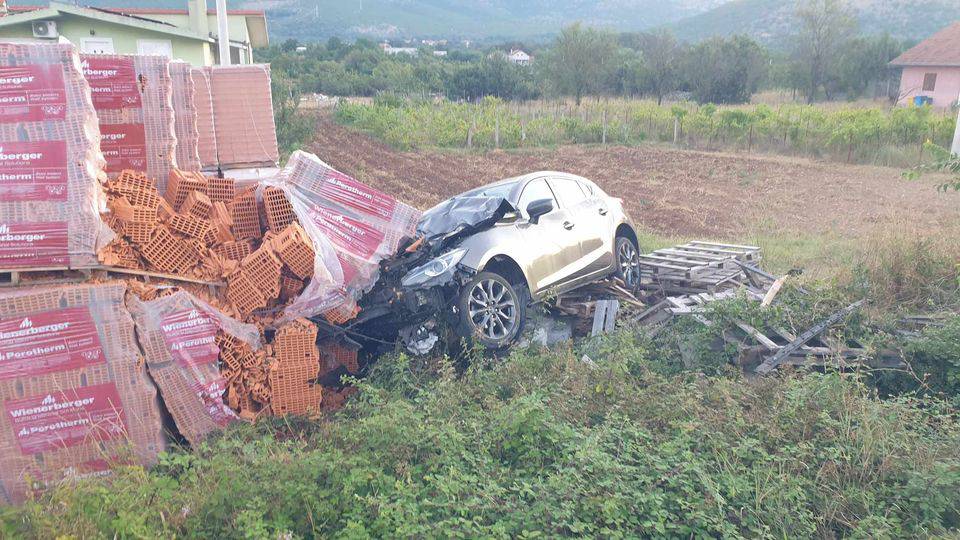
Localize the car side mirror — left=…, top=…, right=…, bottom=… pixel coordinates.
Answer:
left=526, top=198, right=554, bottom=224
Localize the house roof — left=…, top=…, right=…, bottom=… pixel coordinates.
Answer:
left=8, top=4, right=265, bottom=17
left=890, top=21, right=960, bottom=67
left=0, top=2, right=213, bottom=41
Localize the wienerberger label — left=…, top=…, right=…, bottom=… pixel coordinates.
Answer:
left=0, top=222, right=69, bottom=268
left=307, top=205, right=385, bottom=261
left=159, top=308, right=220, bottom=368
left=81, top=57, right=141, bottom=110
left=318, top=168, right=397, bottom=221
left=5, top=383, right=127, bottom=455
left=0, top=306, right=104, bottom=380
left=191, top=378, right=238, bottom=427
left=0, top=141, right=68, bottom=202
left=99, top=122, right=147, bottom=172
left=0, top=64, right=67, bottom=122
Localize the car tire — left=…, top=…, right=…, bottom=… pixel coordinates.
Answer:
left=456, top=271, right=528, bottom=350
left=615, top=235, right=641, bottom=288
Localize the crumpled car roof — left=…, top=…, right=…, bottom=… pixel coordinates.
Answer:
left=417, top=196, right=516, bottom=248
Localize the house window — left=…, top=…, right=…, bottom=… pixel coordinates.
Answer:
left=80, top=38, right=114, bottom=54
left=137, top=39, right=173, bottom=58
left=922, top=73, right=937, bottom=92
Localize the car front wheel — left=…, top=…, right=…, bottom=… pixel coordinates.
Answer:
left=456, top=271, right=527, bottom=350
left=615, top=235, right=641, bottom=288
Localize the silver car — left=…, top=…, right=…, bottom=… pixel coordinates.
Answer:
left=383, top=171, right=640, bottom=350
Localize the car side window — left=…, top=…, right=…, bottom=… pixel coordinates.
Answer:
left=549, top=178, right=588, bottom=209
left=517, top=179, right=557, bottom=217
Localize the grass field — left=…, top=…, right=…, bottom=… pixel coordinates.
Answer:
left=2, top=113, right=958, bottom=537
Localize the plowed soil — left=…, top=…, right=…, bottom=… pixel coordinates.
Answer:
left=309, top=116, right=960, bottom=239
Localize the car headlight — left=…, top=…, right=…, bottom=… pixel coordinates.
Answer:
left=401, top=248, right=468, bottom=288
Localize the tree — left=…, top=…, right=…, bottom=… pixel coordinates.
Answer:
left=540, top=23, right=618, bottom=105
left=685, top=35, right=768, bottom=104
left=792, top=0, right=858, bottom=103
left=626, top=30, right=683, bottom=106
left=834, top=34, right=904, bottom=100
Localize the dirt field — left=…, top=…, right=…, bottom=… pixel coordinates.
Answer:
left=309, top=116, right=959, bottom=240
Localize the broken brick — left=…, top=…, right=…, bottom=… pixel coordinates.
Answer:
left=227, top=271, right=268, bottom=316
left=230, top=187, right=261, bottom=240
left=182, top=190, right=212, bottom=220
left=263, top=186, right=296, bottom=232
left=207, top=176, right=236, bottom=203
left=166, top=169, right=208, bottom=210
left=240, top=246, right=282, bottom=300
left=272, top=223, right=315, bottom=279
left=168, top=214, right=211, bottom=241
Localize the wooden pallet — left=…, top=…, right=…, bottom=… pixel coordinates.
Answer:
left=0, top=265, right=224, bottom=289
left=0, top=266, right=98, bottom=287
left=637, top=241, right=763, bottom=294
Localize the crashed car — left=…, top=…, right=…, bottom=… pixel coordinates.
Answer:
left=354, top=171, right=641, bottom=353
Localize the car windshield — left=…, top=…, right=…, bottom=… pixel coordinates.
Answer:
left=460, top=180, right=518, bottom=200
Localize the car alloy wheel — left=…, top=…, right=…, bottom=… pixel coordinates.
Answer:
left=466, top=277, right=518, bottom=341
left=617, top=237, right=641, bottom=287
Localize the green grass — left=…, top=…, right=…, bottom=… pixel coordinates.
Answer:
left=3, top=327, right=959, bottom=538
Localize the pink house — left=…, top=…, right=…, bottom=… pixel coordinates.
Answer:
left=890, top=22, right=960, bottom=108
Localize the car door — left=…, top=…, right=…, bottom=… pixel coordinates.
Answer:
left=547, top=177, right=610, bottom=279
left=515, top=178, right=583, bottom=292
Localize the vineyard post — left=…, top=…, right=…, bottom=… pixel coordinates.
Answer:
left=673, top=116, right=679, bottom=144
left=748, top=125, right=754, bottom=152
left=495, top=115, right=500, bottom=149
left=602, top=109, right=607, bottom=144
left=467, top=116, right=475, bottom=149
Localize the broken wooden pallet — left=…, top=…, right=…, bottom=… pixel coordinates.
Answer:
left=637, top=241, right=764, bottom=295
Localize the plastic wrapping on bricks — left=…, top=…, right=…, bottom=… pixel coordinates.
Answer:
left=81, top=54, right=176, bottom=193
left=262, top=151, right=421, bottom=322
left=128, top=290, right=261, bottom=445
left=168, top=61, right=201, bottom=172
left=0, top=42, right=115, bottom=270
left=0, top=281, right=166, bottom=504
left=206, top=65, right=279, bottom=168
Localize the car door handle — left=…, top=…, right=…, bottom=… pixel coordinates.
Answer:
left=598, top=208, right=608, bottom=216
left=563, top=221, right=574, bottom=230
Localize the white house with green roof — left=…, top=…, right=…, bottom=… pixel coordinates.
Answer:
left=0, top=0, right=268, bottom=65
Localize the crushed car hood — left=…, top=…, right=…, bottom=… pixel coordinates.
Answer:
left=417, top=196, right=515, bottom=251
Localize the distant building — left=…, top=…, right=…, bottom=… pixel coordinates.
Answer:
left=507, top=49, right=532, bottom=66
left=432, top=50, right=447, bottom=57
left=295, top=45, right=307, bottom=53
left=379, top=42, right=418, bottom=56
left=0, top=0, right=267, bottom=65
left=890, top=21, right=960, bottom=108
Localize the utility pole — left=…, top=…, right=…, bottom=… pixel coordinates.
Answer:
left=952, top=91, right=960, bottom=155
left=216, top=0, right=230, bottom=65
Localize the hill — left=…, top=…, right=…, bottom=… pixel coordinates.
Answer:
left=669, top=0, right=960, bottom=43
left=71, top=0, right=725, bottom=41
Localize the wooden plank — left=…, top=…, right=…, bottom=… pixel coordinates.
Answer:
left=735, top=321, right=780, bottom=350
left=687, top=240, right=761, bottom=252
left=591, top=300, right=609, bottom=336
left=104, top=266, right=225, bottom=286
left=761, top=276, right=787, bottom=307
left=755, top=300, right=865, bottom=374
left=603, top=300, right=619, bottom=333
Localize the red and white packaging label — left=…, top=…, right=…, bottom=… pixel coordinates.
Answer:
left=191, top=378, right=238, bottom=427
left=0, top=306, right=104, bottom=380
left=5, top=383, right=127, bottom=455
left=0, top=64, right=67, bottom=122
left=81, top=57, right=142, bottom=110
left=307, top=205, right=385, bottom=261
left=0, top=141, right=68, bottom=202
left=160, top=308, right=220, bottom=368
left=317, top=168, right=397, bottom=221
left=100, top=123, right=147, bottom=172
left=0, top=222, right=69, bottom=268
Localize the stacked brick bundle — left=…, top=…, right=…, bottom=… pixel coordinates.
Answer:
left=0, top=282, right=166, bottom=504
left=128, top=290, right=265, bottom=444
left=203, top=64, right=279, bottom=168
left=0, top=42, right=114, bottom=269
left=190, top=67, right=218, bottom=169
left=264, top=151, right=421, bottom=323
left=80, top=54, right=177, bottom=192
left=169, top=61, right=201, bottom=172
